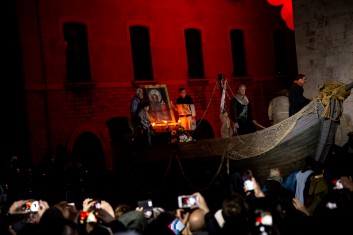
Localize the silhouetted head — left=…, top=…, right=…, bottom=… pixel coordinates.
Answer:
left=277, top=89, right=289, bottom=97
left=237, top=84, right=247, bottom=96
left=178, top=87, right=187, bottom=98
left=188, top=209, right=206, bottom=233
left=135, top=88, right=143, bottom=99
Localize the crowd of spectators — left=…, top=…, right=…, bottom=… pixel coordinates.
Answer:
left=1, top=134, right=352, bottom=235
left=0, top=148, right=352, bottom=235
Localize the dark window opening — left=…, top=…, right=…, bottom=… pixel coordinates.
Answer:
left=63, top=22, right=91, bottom=83
left=184, top=28, right=205, bottom=78
left=130, top=26, right=154, bottom=81
left=230, top=29, right=247, bottom=77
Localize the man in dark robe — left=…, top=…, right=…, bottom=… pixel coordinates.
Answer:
left=289, top=74, right=311, bottom=116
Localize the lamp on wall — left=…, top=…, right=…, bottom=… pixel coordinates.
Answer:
left=267, top=0, right=294, bottom=30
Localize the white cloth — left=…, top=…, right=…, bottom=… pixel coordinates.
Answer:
left=214, top=209, right=225, bottom=228
left=268, top=95, right=289, bottom=124
left=176, top=104, right=196, bottom=130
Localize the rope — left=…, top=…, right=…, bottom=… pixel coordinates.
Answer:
left=225, top=90, right=232, bottom=101
left=228, top=83, right=236, bottom=97
left=124, top=82, right=352, bottom=195
left=233, top=127, right=245, bottom=144
left=175, top=152, right=225, bottom=191
left=254, top=122, right=266, bottom=129
left=125, top=150, right=175, bottom=195
left=223, top=100, right=319, bottom=160
left=126, top=148, right=225, bottom=194
left=126, top=80, right=223, bottom=194
left=194, top=81, right=219, bottom=130
left=315, top=82, right=351, bottom=121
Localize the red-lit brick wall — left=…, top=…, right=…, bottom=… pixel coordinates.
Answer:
left=16, top=0, right=293, bottom=166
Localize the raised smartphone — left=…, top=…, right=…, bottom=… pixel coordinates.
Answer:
left=177, top=195, right=198, bottom=208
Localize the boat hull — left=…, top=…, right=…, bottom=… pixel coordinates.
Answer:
left=122, top=102, right=323, bottom=184
left=112, top=82, right=352, bottom=199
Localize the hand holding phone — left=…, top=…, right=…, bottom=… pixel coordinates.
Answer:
left=93, top=200, right=102, bottom=210
left=242, top=170, right=254, bottom=192
left=332, top=179, right=343, bottom=189
left=138, top=199, right=154, bottom=219
left=244, top=180, right=255, bottom=191
left=177, top=195, right=198, bottom=208
left=255, top=209, right=273, bottom=225
left=79, top=211, right=99, bottom=224
left=21, top=200, right=39, bottom=213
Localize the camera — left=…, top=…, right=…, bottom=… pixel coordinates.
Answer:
left=332, top=179, right=343, bottom=189
left=177, top=195, right=198, bottom=208
left=244, top=180, right=255, bottom=191
left=137, top=199, right=154, bottom=219
left=21, top=201, right=39, bottom=213
left=254, top=209, right=273, bottom=234
left=242, top=170, right=254, bottom=192
left=92, top=200, right=102, bottom=210
left=79, top=199, right=102, bottom=224
left=79, top=210, right=100, bottom=224
left=255, top=209, right=273, bottom=226
left=79, top=211, right=89, bottom=224
left=87, top=199, right=101, bottom=211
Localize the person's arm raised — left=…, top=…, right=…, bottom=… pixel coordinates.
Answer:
left=192, top=192, right=209, bottom=214
left=252, top=177, right=265, bottom=198
left=340, top=176, right=353, bottom=191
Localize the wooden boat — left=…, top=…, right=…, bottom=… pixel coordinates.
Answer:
left=118, top=81, right=353, bottom=186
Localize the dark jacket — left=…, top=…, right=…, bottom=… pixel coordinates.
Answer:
left=230, top=96, right=256, bottom=135
left=289, top=82, right=310, bottom=116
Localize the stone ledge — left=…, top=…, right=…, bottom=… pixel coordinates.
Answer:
left=132, top=81, right=159, bottom=87
left=187, top=79, right=210, bottom=86
left=65, top=82, right=97, bottom=89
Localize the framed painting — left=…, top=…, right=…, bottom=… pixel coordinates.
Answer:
left=143, top=84, right=177, bottom=128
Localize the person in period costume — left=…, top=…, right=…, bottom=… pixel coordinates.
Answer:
left=130, top=88, right=144, bottom=136
left=130, top=88, right=144, bottom=121
left=137, top=101, right=154, bottom=146
left=268, top=89, right=289, bottom=125
left=230, top=84, right=257, bottom=135
left=175, top=87, right=196, bottom=131
left=289, top=74, right=311, bottom=116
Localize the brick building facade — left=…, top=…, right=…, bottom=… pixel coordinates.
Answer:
left=5, top=0, right=296, bottom=171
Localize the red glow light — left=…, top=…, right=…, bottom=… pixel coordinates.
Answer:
left=267, top=0, right=294, bottom=30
